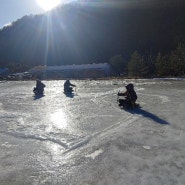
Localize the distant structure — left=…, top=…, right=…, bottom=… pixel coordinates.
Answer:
left=0, top=68, right=9, bottom=78
left=29, top=63, right=111, bottom=79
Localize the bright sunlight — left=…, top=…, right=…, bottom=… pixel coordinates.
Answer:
left=36, top=0, right=62, bottom=11
left=50, top=109, right=68, bottom=129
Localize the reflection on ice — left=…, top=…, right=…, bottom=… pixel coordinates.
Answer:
left=143, top=145, right=151, bottom=150
left=50, top=109, right=67, bottom=129
left=1, top=79, right=185, bottom=185
left=85, top=148, right=104, bottom=160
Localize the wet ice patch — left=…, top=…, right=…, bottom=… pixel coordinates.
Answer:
left=139, top=93, right=170, bottom=103
left=1, top=142, right=12, bottom=149
left=85, top=148, right=104, bottom=160
left=154, top=77, right=185, bottom=81
left=143, top=146, right=151, bottom=150
left=136, top=87, right=145, bottom=91
left=0, top=102, right=2, bottom=109
left=18, top=117, right=25, bottom=125
left=158, top=95, right=170, bottom=103
left=136, top=82, right=157, bottom=86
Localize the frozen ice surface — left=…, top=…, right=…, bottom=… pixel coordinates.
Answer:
left=0, top=79, right=185, bottom=185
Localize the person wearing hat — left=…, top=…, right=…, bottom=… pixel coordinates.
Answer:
left=118, top=83, right=137, bottom=108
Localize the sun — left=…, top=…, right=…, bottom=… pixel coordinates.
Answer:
left=36, top=0, right=62, bottom=11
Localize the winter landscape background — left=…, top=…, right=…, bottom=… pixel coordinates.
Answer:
left=0, top=79, right=185, bottom=185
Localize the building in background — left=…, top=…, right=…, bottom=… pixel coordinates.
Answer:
left=29, top=63, right=111, bottom=79
left=0, top=68, right=9, bottom=79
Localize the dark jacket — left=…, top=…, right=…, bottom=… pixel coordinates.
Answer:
left=118, top=89, right=137, bottom=103
left=36, top=80, right=45, bottom=91
left=64, top=80, right=75, bottom=92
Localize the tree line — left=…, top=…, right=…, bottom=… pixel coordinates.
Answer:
left=109, top=43, right=185, bottom=77
left=0, top=2, right=185, bottom=77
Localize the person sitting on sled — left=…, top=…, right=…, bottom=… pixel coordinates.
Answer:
left=118, top=83, right=137, bottom=108
left=64, top=79, right=76, bottom=93
left=33, top=79, right=45, bottom=95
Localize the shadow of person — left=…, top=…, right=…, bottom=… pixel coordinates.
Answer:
left=63, top=92, right=74, bottom=98
left=125, top=107, right=170, bottom=125
left=33, top=94, right=45, bottom=100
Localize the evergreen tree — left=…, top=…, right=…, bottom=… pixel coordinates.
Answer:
left=169, top=43, right=185, bottom=76
left=109, top=54, right=127, bottom=76
left=155, top=53, right=171, bottom=76
left=128, top=51, right=146, bottom=77
left=144, top=52, right=156, bottom=77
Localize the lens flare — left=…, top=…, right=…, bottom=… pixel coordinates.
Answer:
left=36, top=0, right=62, bottom=11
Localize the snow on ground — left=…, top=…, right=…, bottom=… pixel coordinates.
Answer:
left=0, top=79, right=185, bottom=185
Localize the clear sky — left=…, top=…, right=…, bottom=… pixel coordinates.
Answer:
left=0, top=0, right=68, bottom=29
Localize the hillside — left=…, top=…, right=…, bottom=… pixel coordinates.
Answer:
left=0, top=1, right=185, bottom=68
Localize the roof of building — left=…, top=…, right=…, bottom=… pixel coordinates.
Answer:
left=46, top=63, right=110, bottom=71
left=29, top=63, right=111, bottom=72
left=0, top=68, right=9, bottom=74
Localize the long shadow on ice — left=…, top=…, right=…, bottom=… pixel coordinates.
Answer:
left=126, top=108, right=170, bottom=125
left=33, top=94, right=45, bottom=100
left=63, top=92, right=74, bottom=98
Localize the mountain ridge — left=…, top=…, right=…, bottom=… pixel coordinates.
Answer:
left=0, top=1, right=185, bottom=68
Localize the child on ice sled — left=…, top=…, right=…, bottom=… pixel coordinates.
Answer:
left=64, top=79, right=76, bottom=93
left=118, top=83, right=138, bottom=109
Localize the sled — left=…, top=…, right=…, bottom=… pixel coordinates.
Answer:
left=63, top=90, right=75, bottom=98
left=64, top=90, right=73, bottom=94
left=119, top=102, right=141, bottom=110
left=117, top=96, right=141, bottom=109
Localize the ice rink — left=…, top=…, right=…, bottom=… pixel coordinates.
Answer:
left=0, top=79, right=185, bottom=185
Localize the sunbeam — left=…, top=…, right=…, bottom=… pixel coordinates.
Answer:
left=36, top=0, right=62, bottom=11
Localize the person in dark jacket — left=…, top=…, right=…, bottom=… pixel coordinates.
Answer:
left=64, top=79, right=76, bottom=93
left=118, top=83, right=137, bottom=108
left=33, top=79, right=45, bottom=95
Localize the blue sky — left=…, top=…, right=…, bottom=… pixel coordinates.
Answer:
left=0, top=0, right=72, bottom=29
left=0, top=0, right=45, bottom=28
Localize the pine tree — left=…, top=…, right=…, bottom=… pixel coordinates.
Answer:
left=169, top=43, right=185, bottom=76
left=128, top=51, right=146, bottom=77
left=109, top=55, right=127, bottom=76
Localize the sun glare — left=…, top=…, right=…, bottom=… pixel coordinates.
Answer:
left=50, top=109, right=68, bottom=129
left=36, top=0, right=62, bottom=11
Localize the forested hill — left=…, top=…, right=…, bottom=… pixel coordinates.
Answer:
left=0, top=0, right=185, bottom=69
